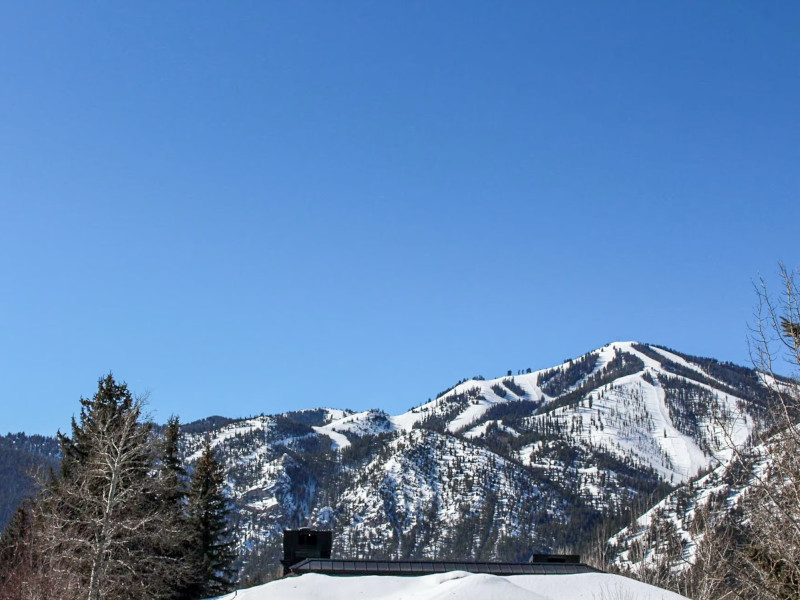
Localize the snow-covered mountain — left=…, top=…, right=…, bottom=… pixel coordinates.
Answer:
left=179, top=341, right=770, bottom=581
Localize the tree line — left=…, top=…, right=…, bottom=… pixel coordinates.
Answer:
left=0, top=375, right=235, bottom=600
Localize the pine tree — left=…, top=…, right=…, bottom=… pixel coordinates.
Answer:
left=57, top=374, right=139, bottom=478
left=160, top=416, right=187, bottom=508
left=0, top=503, right=38, bottom=600
left=34, top=375, right=191, bottom=600
left=52, top=375, right=158, bottom=599
left=185, top=438, right=235, bottom=599
left=155, top=416, right=196, bottom=600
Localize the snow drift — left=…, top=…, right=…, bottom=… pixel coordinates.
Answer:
left=213, top=571, right=689, bottom=600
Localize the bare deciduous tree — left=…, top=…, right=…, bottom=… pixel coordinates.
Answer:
left=688, top=264, right=800, bottom=600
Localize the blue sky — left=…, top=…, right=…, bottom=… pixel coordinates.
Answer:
left=2, top=2, right=799, bottom=435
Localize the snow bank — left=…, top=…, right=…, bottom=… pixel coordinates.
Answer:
left=213, top=571, right=688, bottom=600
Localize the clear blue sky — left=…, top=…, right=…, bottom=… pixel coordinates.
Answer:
left=2, top=2, right=798, bottom=435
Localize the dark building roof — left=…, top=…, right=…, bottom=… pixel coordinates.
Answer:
left=288, top=558, right=601, bottom=577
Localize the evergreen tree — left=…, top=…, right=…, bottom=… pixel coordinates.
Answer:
left=57, top=374, right=139, bottom=479
left=155, top=416, right=196, bottom=600
left=0, top=503, right=37, bottom=599
left=28, top=375, right=192, bottom=600
left=160, top=416, right=188, bottom=507
left=185, top=438, right=235, bottom=599
left=51, top=375, right=160, bottom=600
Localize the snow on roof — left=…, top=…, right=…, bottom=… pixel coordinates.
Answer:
left=214, top=571, right=689, bottom=600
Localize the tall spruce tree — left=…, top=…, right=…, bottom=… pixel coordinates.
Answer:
left=55, top=375, right=159, bottom=600
left=31, top=375, right=192, bottom=600
left=0, top=503, right=37, bottom=599
left=155, top=416, right=197, bottom=600
left=185, top=438, right=235, bottom=599
left=160, top=416, right=187, bottom=508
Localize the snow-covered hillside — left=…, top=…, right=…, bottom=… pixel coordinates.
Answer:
left=213, top=571, right=689, bottom=600
left=179, top=342, right=769, bottom=579
left=388, top=342, right=753, bottom=484
left=608, top=437, right=771, bottom=576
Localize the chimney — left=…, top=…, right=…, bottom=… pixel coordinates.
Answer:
left=281, top=528, right=333, bottom=576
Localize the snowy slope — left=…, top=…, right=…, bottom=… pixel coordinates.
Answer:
left=469, top=342, right=753, bottom=483
left=388, top=342, right=753, bottom=485
left=609, top=439, right=771, bottom=575
left=213, top=571, right=689, bottom=600
left=306, top=428, right=549, bottom=560
left=391, top=370, right=545, bottom=433
left=314, top=410, right=395, bottom=449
